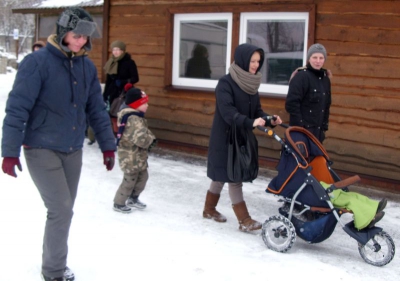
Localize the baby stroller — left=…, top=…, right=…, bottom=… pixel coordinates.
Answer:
left=258, top=126, right=395, bottom=266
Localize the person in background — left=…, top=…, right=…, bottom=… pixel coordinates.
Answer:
left=285, top=43, right=332, bottom=143
left=32, top=40, right=45, bottom=52
left=204, top=43, right=282, bottom=232
left=103, top=40, right=139, bottom=134
left=113, top=87, right=156, bottom=213
left=1, top=7, right=116, bottom=281
left=185, top=43, right=211, bottom=78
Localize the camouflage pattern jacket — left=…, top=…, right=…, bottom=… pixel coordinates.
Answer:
left=117, top=107, right=156, bottom=173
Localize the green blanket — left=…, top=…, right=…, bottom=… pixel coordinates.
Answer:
left=320, top=182, right=378, bottom=230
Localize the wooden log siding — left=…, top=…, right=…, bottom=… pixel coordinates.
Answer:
left=107, top=0, right=400, bottom=191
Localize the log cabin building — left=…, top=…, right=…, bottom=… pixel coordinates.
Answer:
left=15, top=0, right=400, bottom=192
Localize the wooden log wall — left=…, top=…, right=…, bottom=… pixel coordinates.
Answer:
left=107, top=0, right=400, bottom=191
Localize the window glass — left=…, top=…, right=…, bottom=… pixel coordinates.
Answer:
left=173, top=13, right=232, bottom=89
left=241, top=13, right=308, bottom=95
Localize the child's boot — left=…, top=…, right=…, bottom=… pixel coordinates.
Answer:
left=126, top=196, right=147, bottom=209
left=113, top=203, right=132, bottom=213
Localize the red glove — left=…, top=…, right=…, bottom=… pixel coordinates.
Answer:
left=2, top=157, right=22, bottom=177
left=103, top=151, right=115, bottom=171
left=124, top=83, right=133, bottom=92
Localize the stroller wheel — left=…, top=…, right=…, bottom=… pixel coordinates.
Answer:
left=261, top=215, right=296, bottom=253
left=358, top=231, right=395, bottom=266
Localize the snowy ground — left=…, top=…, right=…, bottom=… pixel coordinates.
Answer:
left=0, top=71, right=399, bottom=280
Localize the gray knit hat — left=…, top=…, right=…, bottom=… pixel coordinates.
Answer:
left=110, top=40, right=126, bottom=51
left=307, top=43, right=327, bottom=61
left=56, top=7, right=97, bottom=52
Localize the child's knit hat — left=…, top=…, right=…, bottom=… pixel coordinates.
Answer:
left=125, top=88, right=148, bottom=109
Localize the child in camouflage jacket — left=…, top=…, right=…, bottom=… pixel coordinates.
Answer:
left=113, top=86, right=156, bottom=213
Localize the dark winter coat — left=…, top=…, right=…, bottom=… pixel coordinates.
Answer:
left=207, top=44, right=272, bottom=182
left=103, top=52, right=139, bottom=106
left=1, top=35, right=116, bottom=157
left=285, top=64, right=331, bottom=142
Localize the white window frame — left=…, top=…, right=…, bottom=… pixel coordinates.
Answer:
left=240, top=12, right=309, bottom=95
left=172, top=13, right=232, bottom=89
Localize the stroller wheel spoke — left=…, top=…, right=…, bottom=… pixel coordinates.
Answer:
left=261, top=215, right=296, bottom=253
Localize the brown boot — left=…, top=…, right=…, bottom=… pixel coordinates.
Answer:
left=203, top=191, right=227, bottom=222
left=232, top=201, right=262, bottom=232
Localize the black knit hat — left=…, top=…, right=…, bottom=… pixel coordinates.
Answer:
left=56, top=7, right=97, bottom=52
left=125, top=88, right=149, bottom=109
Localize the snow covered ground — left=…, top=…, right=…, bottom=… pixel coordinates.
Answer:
left=0, top=71, right=399, bottom=280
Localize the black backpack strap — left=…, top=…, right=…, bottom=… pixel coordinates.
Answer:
left=116, top=112, right=144, bottom=146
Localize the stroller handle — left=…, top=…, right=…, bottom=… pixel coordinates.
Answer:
left=257, top=126, right=285, bottom=145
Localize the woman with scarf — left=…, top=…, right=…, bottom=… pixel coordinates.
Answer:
left=285, top=43, right=331, bottom=143
left=203, top=43, right=282, bottom=232
left=103, top=40, right=139, bottom=133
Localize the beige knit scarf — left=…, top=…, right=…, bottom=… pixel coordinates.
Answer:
left=229, top=62, right=262, bottom=95
left=103, top=53, right=125, bottom=75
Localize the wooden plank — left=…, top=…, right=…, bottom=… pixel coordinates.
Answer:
left=330, top=107, right=400, bottom=129
left=326, top=143, right=400, bottom=181
left=320, top=40, right=400, bottom=59
left=147, top=96, right=216, bottom=115
left=328, top=157, right=400, bottom=181
left=137, top=68, right=166, bottom=77
left=109, top=25, right=167, bottom=36
left=325, top=56, right=400, bottom=79
left=327, top=123, right=400, bottom=149
left=317, top=13, right=400, bottom=29
left=317, top=1, right=400, bottom=15
left=131, top=55, right=165, bottom=68
left=333, top=84, right=400, bottom=98
left=110, top=14, right=166, bottom=26
left=110, top=35, right=166, bottom=46
left=147, top=105, right=214, bottom=128
left=110, top=4, right=168, bottom=16
left=330, top=93, right=400, bottom=115
left=332, top=76, right=400, bottom=93
left=316, top=25, right=400, bottom=45
left=150, top=128, right=210, bottom=147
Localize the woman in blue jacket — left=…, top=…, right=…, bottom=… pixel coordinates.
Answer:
left=1, top=7, right=116, bottom=281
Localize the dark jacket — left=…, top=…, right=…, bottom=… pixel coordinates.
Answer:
left=103, top=52, right=139, bottom=106
left=285, top=64, right=331, bottom=142
left=1, top=35, right=116, bottom=157
left=207, top=44, right=272, bottom=182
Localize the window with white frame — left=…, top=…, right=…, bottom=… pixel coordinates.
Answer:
left=240, top=12, right=309, bottom=95
left=172, top=13, right=232, bottom=89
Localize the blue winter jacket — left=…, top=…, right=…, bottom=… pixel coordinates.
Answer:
left=1, top=35, right=116, bottom=157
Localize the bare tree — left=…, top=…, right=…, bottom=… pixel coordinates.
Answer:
left=0, top=0, right=41, bottom=52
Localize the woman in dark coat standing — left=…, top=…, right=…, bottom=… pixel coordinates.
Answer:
left=203, top=43, right=282, bottom=232
left=103, top=40, right=139, bottom=132
left=285, top=43, right=331, bottom=143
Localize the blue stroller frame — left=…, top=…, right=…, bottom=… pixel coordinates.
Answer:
left=258, top=126, right=395, bottom=266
